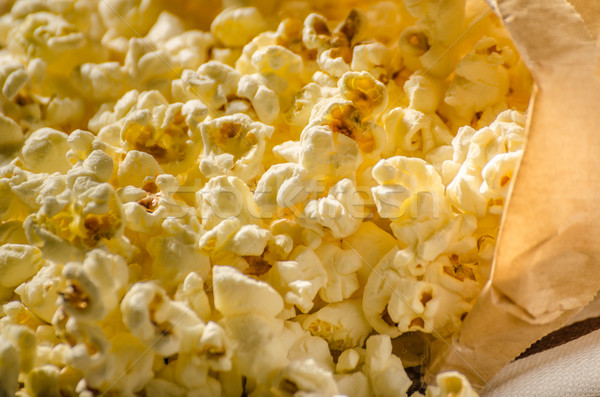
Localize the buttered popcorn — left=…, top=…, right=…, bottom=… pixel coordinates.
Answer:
left=0, top=0, right=532, bottom=395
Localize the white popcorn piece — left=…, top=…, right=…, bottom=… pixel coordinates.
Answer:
left=147, top=218, right=210, bottom=291
left=60, top=249, right=128, bottom=322
left=212, top=265, right=284, bottom=318
left=446, top=110, right=526, bottom=217
left=24, top=364, right=60, bottom=397
left=371, top=155, right=448, bottom=222
left=315, top=242, right=362, bottom=302
left=425, top=371, right=479, bottom=397
left=164, top=30, right=215, bottom=71
left=271, top=246, right=327, bottom=313
left=336, top=348, right=361, bottom=373
left=404, top=71, right=442, bottom=114
left=0, top=114, right=24, bottom=148
left=119, top=102, right=202, bottom=175
left=363, top=335, right=411, bottom=397
left=300, top=178, right=363, bottom=239
left=302, top=13, right=331, bottom=52
left=173, top=61, right=241, bottom=110
left=338, top=71, right=388, bottom=119
left=254, top=163, right=311, bottom=218
left=222, top=314, right=288, bottom=386
left=270, top=358, right=339, bottom=396
left=237, top=74, right=280, bottom=124
left=383, top=108, right=452, bottom=157
left=0, top=244, right=42, bottom=288
left=118, top=150, right=164, bottom=188
left=445, top=37, right=513, bottom=120
left=211, top=7, right=267, bottom=47
left=0, top=335, right=19, bottom=397
left=336, top=371, right=371, bottom=397
left=1, top=323, right=37, bottom=375
left=15, top=261, right=64, bottom=323
left=288, top=334, right=335, bottom=372
left=299, top=124, right=363, bottom=181
left=306, top=97, right=387, bottom=158
left=121, top=282, right=203, bottom=356
left=21, top=128, right=71, bottom=174
left=197, top=175, right=261, bottom=229
left=351, top=42, right=392, bottom=82
left=303, top=300, right=371, bottom=352
left=199, top=114, right=274, bottom=182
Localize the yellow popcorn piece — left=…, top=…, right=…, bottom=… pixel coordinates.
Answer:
left=0, top=335, right=19, bottom=397
left=302, top=300, right=371, bottom=352
left=212, top=265, right=284, bottom=318
left=120, top=282, right=203, bottom=356
left=0, top=244, right=42, bottom=288
left=211, top=7, right=267, bottom=48
left=120, top=102, right=202, bottom=175
left=426, top=371, right=479, bottom=397
left=446, top=110, right=526, bottom=217
left=445, top=37, right=513, bottom=123
left=271, top=245, right=327, bottom=313
left=270, top=358, right=340, bottom=396
left=60, top=249, right=128, bottom=322
left=288, top=334, right=335, bottom=372
left=363, top=334, right=412, bottom=397
left=315, top=242, right=362, bottom=302
left=338, top=71, right=388, bottom=118
left=199, top=113, right=274, bottom=182
left=21, top=128, right=71, bottom=174
left=15, top=261, right=64, bottom=323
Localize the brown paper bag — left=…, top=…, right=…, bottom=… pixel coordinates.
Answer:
left=427, top=0, right=600, bottom=389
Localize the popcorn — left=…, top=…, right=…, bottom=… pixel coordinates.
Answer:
left=302, top=300, right=371, bottom=352
left=15, top=260, right=64, bottom=323
left=212, top=265, right=284, bottom=318
left=199, top=114, right=274, bottom=182
left=425, top=371, right=479, bottom=397
left=299, top=124, right=363, bottom=181
left=119, top=102, right=202, bottom=175
left=211, top=7, right=267, bottom=48
left=446, top=110, right=526, bottom=217
left=445, top=37, right=513, bottom=122
left=120, top=282, right=203, bottom=356
left=363, top=334, right=411, bottom=397
left=307, top=97, right=387, bottom=158
left=338, top=71, right=388, bottom=118
left=314, top=242, right=362, bottom=302
left=270, top=358, right=339, bottom=396
left=270, top=246, right=327, bottom=313
left=21, top=128, right=71, bottom=174
left=0, top=114, right=24, bottom=148
left=0, top=335, right=19, bottom=397
left=172, top=61, right=240, bottom=110
left=0, top=0, right=531, bottom=394
left=288, top=334, right=335, bottom=372
left=383, top=108, right=453, bottom=157
left=59, top=249, right=128, bottom=322
left=299, top=178, right=364, bottom=239
left=0, top=244, right=42, bottom=288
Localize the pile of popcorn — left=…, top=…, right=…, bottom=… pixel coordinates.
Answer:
left=0, top=0, right=532, bottom=395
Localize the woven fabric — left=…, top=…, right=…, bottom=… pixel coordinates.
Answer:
left=481, top=329, right=600, bottom=396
